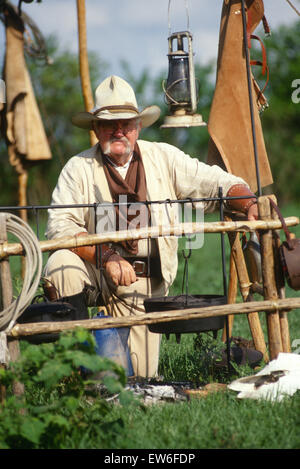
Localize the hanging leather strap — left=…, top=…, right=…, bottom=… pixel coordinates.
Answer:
left=262, top=15, right=271, bottom=35
left=268, top=198, right=294, bottom=249
left=246, top=6, right=252, bottom=49
left=250, top=34, right=267, bottom=75
left=245, top=6, right=270, bottom=98
left=249, top=34, right=270, bottom=101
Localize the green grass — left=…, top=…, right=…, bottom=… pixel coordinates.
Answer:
left=3, top=203, right=300, bottom=449
left=105, top=391, right=300, bottom=449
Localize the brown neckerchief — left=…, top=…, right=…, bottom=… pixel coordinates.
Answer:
left=102, top=143, right=149, bottom=255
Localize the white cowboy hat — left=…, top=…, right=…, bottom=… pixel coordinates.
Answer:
left=72, top=75, right=161, bottom=129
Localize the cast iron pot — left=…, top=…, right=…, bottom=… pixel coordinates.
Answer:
left=144, top=294, right=226, bottom=334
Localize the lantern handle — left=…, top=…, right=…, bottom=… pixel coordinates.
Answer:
left=162, top=78, right=189, bottom=106
left=168, top=0, right=190, bottom=36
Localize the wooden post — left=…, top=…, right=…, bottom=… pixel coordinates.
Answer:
left=18, top=172, right=28, bottom=223
left=269, top=195, right=291, bottom=352
left=258, top=196, right=283, bottom=359
left=0, top=332, right=7, bottom=402
left=222, top=249, right=237, bottom=341
left=18, top=171, right=28, bottom=279
left=0, top=213, right=24, bottom=398
left=226, top=226, right=268, bottom=360
left=0, top=212, right=10, bottom=402
left=0, top=214, right=14, bottom=310
left=76, top=0, right=98, bottom=147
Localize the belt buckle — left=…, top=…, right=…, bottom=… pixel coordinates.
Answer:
left=132, top=260, right=147, bottom=275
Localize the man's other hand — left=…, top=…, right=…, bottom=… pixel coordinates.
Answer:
left=105, top=254, right=137, bottom=286
left=247, top=203, right=258, bottom=221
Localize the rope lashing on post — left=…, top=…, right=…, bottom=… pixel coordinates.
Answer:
left=0, top=213, right=42, bottom=332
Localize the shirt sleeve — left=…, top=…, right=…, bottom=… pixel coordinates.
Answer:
left=165, top=143, right=249, bottom=212
left=45, top=157, right=89, bottom=239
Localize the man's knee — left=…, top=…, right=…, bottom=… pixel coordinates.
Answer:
left=43, top=249, right=92, bottom=297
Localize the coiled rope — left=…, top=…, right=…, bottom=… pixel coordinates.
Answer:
left=0, top=1, right=51, bottom=65
left=0, top=213, right=42, bottom=332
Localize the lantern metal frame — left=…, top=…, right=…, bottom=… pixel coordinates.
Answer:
left=161, top=30, right=206, bottom=128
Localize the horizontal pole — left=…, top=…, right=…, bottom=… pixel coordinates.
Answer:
left=0, top=195, right=263, bottom=212
left=8, top=297, right=300, bottom=338
left=1, top=217, right=299, bottom=259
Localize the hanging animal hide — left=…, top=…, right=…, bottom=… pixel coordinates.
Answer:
left=207, top=0, right=273, bottom=193
left=1, top=3, right=51, bottom=175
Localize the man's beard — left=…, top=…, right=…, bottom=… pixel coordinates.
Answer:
left=103, top=136, right=132, bottom=158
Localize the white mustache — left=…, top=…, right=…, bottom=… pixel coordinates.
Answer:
left=103, top=136, right=131, bottom=156
left=110, top=136, right=129, bottom=144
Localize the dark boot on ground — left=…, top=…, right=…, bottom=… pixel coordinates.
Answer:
left=18, top=291, right=89, bottom=344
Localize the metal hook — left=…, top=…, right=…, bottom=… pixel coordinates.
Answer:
left=182, top=247, right=192, bottom=260
left=165, top=198, right=173, bottom=207
left=181, top=236, right=192, bottom=300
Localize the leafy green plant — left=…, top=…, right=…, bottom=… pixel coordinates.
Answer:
left=0, top=328, right=137, bottom=449
left=159, top=332, right=225, bottom=384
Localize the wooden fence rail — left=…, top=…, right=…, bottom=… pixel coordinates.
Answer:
left=9, top=297, right=300, bottom=338
left=1, top=217, right=299, bottom=259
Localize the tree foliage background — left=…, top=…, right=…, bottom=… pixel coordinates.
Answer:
left=0, top=19, right=299, bottom=208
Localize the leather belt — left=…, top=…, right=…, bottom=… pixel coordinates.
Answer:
left=124, top=257, right=161, bottom=278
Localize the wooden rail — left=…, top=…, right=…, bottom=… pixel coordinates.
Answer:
left=1, top=217, right=298, bottom=259
left=8, top=297, right=300, bottom=338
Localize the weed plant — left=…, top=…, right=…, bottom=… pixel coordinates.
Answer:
left=0, top=329, right=136, bottom=449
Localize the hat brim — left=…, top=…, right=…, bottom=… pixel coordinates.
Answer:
left=71, top=105, right=161, bottom=130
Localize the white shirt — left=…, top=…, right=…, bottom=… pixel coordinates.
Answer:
left=104, top=154, right=133, bottom=179
left=46, top=140, right=247, bottom=286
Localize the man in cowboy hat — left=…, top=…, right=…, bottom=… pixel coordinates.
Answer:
left=43, top=75, right=258, bottom=378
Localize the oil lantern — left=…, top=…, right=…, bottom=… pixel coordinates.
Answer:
left=161, top=30, right=206, bottom=128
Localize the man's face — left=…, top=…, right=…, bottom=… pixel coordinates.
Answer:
left=94, top=118, right=141, bottom=164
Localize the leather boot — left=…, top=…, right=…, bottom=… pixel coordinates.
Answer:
left=18, top=291, right=90, bottom=344
left=42, top=280, right=90, bottom=320
left=59, top=292, right=89, bottom=321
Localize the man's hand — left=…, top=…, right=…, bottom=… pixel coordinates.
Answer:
left=226, top=184, right=258, bottom=221
left=69, top=234, right=137, bottom=286
left=105, top=253, right=137, bottom=286
left=247, top=203, right=258, bottom=221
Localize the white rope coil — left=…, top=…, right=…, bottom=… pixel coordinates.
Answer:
left=0, top=213, right=43, bottom=332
